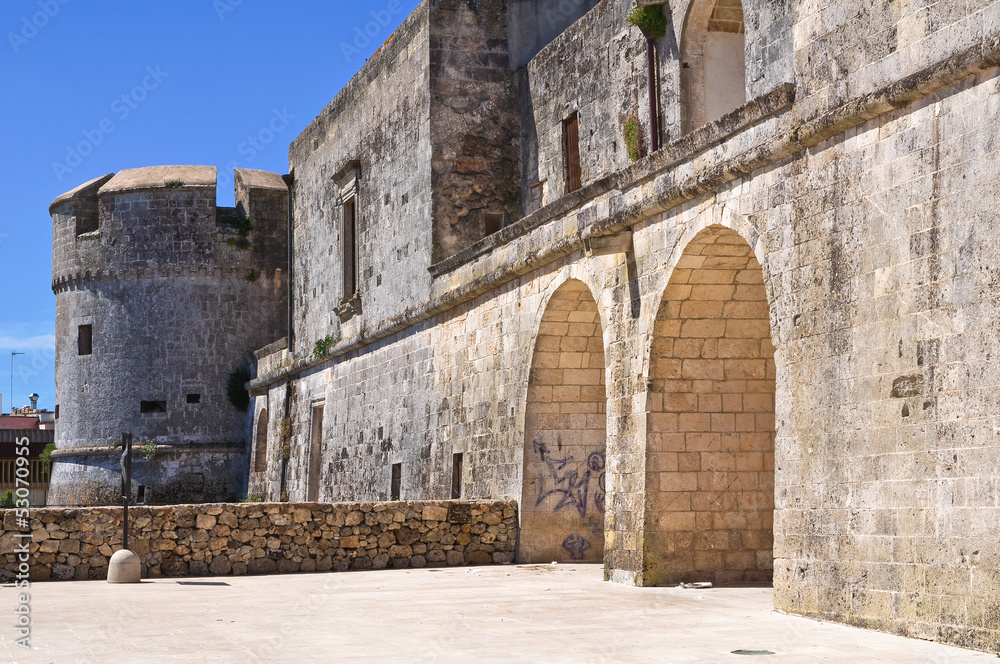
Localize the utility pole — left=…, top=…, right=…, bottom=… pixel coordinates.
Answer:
left=9, top=351, right=24, bottom=414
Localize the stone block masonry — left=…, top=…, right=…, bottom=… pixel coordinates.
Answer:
left=0, top=500, right=516, bottom=582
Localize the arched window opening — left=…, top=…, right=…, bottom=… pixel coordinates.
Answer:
left=681, top=0, right=746, bottom=133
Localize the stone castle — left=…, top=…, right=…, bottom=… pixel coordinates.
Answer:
left=49, top=0, right=1000, bottom=652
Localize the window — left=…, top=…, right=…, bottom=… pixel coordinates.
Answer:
left=78, top=324, right=92, bottom=356
left=54, top=405, right=59, bottom=419
left=140, top=400, right=167, bottom=414
left=451, top=453, right=464, bottom=499
left=483, top=211, right=505, bottom=236
left=254, top=409, right=269, bottom=473
left=335, top=165, right=361, bottom=319
left=681, top=0, right=747, bottom=133
left=342, top=197, right=357, bottom=299
left=391, top=463, right=402, bottom=501
left=186, top=393, right=201, bottom=404
left=563, top=113, right=582, bottom=193
left=137, top=485, right=146, bottom=504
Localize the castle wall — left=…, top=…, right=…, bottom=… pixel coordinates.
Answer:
left=1, top=500, right=517, bottom=581
left=49, top=166, right=288, bottom=506
left=428, top=0, right=522, bottom=262
left=287, top=4, right=433, bottom=354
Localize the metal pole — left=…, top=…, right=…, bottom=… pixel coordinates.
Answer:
left=120, top=433, right=132, bottom=550
left=10, top=351, right=24, bottom=415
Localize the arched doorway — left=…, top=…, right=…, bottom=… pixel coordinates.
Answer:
left=681, top=0, right=747, bottom=133
left=520, top=279, right=607, bottom=563
left=644, top=225, right=774, bottom=585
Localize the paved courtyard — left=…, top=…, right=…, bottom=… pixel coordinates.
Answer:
left=1, top=563, right=994, bottom=663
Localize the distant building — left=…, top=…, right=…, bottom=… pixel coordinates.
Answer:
left=0, top=402, right=55, bottom=505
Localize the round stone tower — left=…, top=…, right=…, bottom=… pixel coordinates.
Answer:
left=48, top=166, right=288, bottom=506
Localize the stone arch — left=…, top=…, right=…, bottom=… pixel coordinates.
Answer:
left=520, top=278, right=607, bottom=563
left=680, top=0, right=747, bottom=133
left=254, top=408, right=268, bottom=473
left=643, top=224, right=775, bottom=585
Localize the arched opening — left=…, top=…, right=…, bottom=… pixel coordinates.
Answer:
left=254, top=409, right=268, bottom=473
left=644, top=225, right=774, bottom=585
left=681, top=0, right=746, bottom=133
left=520, top=279, right=607, bottom=563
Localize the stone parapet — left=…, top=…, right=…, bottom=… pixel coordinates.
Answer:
left=0, top=500, right=517, bottom=582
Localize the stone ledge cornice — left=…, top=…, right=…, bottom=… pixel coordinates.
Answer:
left=250, top=30, right=1000, bottom=394
left=52, top=266, right=286, bottom=294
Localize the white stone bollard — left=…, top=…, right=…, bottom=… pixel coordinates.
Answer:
left=107, top=549, right=141, bottom=583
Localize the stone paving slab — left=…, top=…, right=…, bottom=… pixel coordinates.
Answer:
left=1, top=564, right=994, bottom=663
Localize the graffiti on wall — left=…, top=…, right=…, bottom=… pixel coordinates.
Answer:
left=532, top=441, right=606, bottom=517
left=561, top=533, right=592, bottom=560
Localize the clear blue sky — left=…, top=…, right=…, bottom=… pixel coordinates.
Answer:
left=0, top=0, right=420, bottom=412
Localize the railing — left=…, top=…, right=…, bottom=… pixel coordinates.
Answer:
left=0, top=458, right=50, bottom=506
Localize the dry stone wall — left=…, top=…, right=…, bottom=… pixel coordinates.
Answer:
left=0, top=500, right=516, bottom=582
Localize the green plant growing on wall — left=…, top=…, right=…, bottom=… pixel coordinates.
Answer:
left=227, top=366, right=253, bottom=412
left=623, top=116, right=643, bottom=162
left=223, top=214, right=254, bottom=251
left=139, top=439, right=158, bottom=460
left=627, top=4, right=667, bottom=38
left=39, top=443, right=57, bottom=472
left=0, top=489, right=14, bottom=509
left=312, top=334, right=338, bottom=359
left=163, top=179, right=183, bottom=188
left=241, top=495, right=264, bottom=503
left=279, top=417, right=291, bottom=441
left=245, top=269, right=259, bottom=282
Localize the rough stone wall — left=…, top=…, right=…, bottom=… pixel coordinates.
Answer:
left=248, top=0, right=1000, bottom=652
left=288, top=5, right=433, bottom=353
left=49, top=167, right=288, bottom=506
left=429, top=0, right=522, bottom=262
left=0, top=500, right=516, bottom=581
left=520, top=0, right=649, bottom=211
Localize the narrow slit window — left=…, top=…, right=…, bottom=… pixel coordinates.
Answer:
left=563, top=113, right=582, bottom=193
left=342, top=196, right=358, bottom=300
left=137, top=485, right=146, bottom=503
left=451, top=452, right=464, bottom=499
left=391, top=463, right=402, bottom=501
left=186, top=393, right=201, bottom=404
left=78, top=324, right=93, bottom=356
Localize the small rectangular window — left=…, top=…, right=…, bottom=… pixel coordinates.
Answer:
left=78, top=324, right=93, bottom=356
left=55, top=405, right=59, bottom=419
left=140, top=400, right=167, bottom=414
left=137, top=485, right=146, bottom=503
left=390, top=463, right=401, bottom=501
left=484, top=211, right=504, bottom=236
left=563, top=113, right=582, bottom=193
left=342, top=196, right=358, bottom=300
left=186, top=394, right=201, bottom=404
left=451, top=453, right=464, bottom=499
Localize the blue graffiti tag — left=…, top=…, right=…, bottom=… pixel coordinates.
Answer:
left=533, top=441, right=606, bottom=517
